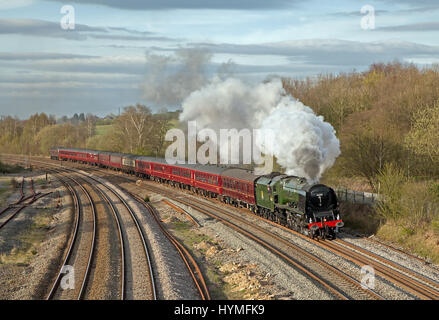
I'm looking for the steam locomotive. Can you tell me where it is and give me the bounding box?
[50,147,343,239]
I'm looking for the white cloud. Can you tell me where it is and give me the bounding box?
[0,0,34,10]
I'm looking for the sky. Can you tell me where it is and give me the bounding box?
[0,0,438,118]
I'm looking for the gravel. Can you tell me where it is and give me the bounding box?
[143,186,420,300]
[339,233,439,284]
[193,195,420,299]
[79,170,200,300]
[81,183,121,300]
[0,173,74,299]
[52,161,439,300]
[164,198,334,300]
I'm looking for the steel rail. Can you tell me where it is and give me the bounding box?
[45,170,96,300]
[130,191,210,300]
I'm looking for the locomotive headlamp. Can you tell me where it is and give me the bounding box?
[336,221,344,228]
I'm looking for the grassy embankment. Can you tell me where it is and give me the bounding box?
[327,171,439,264]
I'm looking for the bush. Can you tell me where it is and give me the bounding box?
[375,163,439,229]
[375,163,406,221]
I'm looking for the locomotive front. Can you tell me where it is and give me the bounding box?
[306,184,343,239]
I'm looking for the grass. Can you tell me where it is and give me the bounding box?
[377,222,439,264]
[168,119,180,129]
[95,124,113,136]
[169,220,210,248]
[337,175,439,264]
[0,177,15,207]
[339,198,439,264]
[0,209,53,266]
[166,219,230,299]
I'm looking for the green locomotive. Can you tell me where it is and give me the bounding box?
[254,172,343,239]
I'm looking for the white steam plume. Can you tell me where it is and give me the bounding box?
[255,101,340,182]
[140,48,212,108]
[179,77,340,182]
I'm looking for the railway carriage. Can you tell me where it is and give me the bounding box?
[220,168,260,209]
[168,163,192,189]
[135,157,174,182]
[135,156,153,178]
[98,151,123,169]
[50,147,60,160]
[59,148,88,163]
[150,159,173,181]
[190,164,227,197]
[122,154,137,174]
[56,147,98,165]
[86,150,99,165]
[108,153,124,170]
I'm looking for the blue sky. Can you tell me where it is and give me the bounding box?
[0,0,438,118]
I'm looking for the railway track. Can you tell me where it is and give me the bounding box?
[1,155,215,301]
[321,239,439,300]
[67,162,380,300]
[84,179,125,299]
[81,172,157,300]
[46,171,96,300]
[198,188,439,300]
[37,166,156,300]
[45,160,383,299]
[83,165,438,300]
[153,179,439,300]
[0,176,51,231]
[4,155,439,300]
[204,190,439,300]
[1,177,25,216]
[128,190,210,300]
[0,160,126,300]
[199,189,439,300]
[137,182,384,300]
[365,236,437,267]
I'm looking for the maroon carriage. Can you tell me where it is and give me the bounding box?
[190,164,227,197]
[221,168,260,209]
